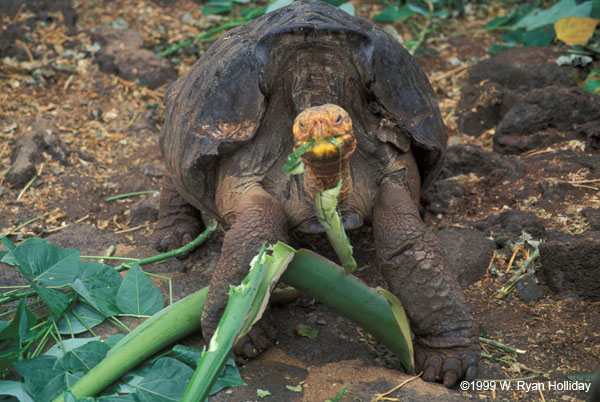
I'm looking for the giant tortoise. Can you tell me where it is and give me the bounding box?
[155,0,480,386]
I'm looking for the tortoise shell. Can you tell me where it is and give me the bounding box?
[160,0,446,221]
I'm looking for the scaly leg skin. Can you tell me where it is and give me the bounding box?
[153,174,203,252]
[373,177,480,388]
[202,187,288,361]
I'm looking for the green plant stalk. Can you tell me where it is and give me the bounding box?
[51,287,208,402]
[314,177,357,274]
[55,246,412,400]
[79,220,217,266]
[105,190,158,202]
[181,242,295,402]
[282,249,413,373]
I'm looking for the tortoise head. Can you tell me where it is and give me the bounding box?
[292,104,356,198]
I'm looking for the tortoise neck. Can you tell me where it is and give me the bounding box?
[303,155,353,201]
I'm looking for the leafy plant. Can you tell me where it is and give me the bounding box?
[483,0,598,52]
[0,223,218,401]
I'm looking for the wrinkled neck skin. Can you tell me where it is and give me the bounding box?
[283,45,359,199]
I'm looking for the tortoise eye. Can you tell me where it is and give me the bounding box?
[298,121,306,131]
[335,115,342,125]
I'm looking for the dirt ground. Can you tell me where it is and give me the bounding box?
[1,1,599,401]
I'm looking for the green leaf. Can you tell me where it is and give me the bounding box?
[296,323,318,339]
[373,6,415,22]
[133,357,194,402]
[0,380,35,402]
[209,357,246,395]
[376,287,415,371]
[57,304,105,335]
[62,391,93,402]
[116,263,163,316]
[45,337,101,357]
[200,5,232,15]
[487,44,512,53]
[283,140,315,176]
[514,0,592,31]
[14,356,67,402]
[0,298,36,347]
[286,384,302,392]
[103,334,125,349]
[257,389,271,398]
[520,25,556,46]
[325,385,347,402]
[19,275,70,318]
[71,262,122,317]
[1,236,16,250]
[64,371,85,389]
[167,345,203,368]
[338,2,354,15]
[13,238,80,287]
[315,175,357,274]
[62,341,111,373]
[266,0,294,14]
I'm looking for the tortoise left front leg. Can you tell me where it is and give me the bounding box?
[373,177,480,387]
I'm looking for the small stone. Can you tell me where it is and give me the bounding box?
[516,276,544,302]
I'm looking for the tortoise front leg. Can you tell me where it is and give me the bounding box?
[373,177,480,387]
[202,186,288,359]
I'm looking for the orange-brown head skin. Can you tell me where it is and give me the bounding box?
[292,104,356,198]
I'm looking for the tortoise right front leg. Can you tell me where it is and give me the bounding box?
[153,173,203,251]
[202,186,288,359]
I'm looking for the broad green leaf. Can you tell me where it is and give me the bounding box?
[209,358,246,395]
[0,249,7,260]
[63,390,93,402]
[0,380,35,402]
[167,345,203,367]
[14,356,67,402]
[45,337,100,357]
[296,323,318,339]
[57,304,105,335]
[64,372,85,389]
[377,287,414,371]
[62,341,111,373]
[1,237,16,250]
[116,263,163,316]
[71,261,122,317]
[520,25,556,47]
[514,0,592,31]
[338,2,354,15]
[283,140,315,176]
[103,334,125,349]
[0,299,36,348]
[18,274,70,318]
[133,357,194,402]
[555,16,600,45]
[373,6,414,22]
[266,0,294,14]
[13,238,80,287]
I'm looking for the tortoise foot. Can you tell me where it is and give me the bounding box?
[415,341,479,388]
[233,314,278,363]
